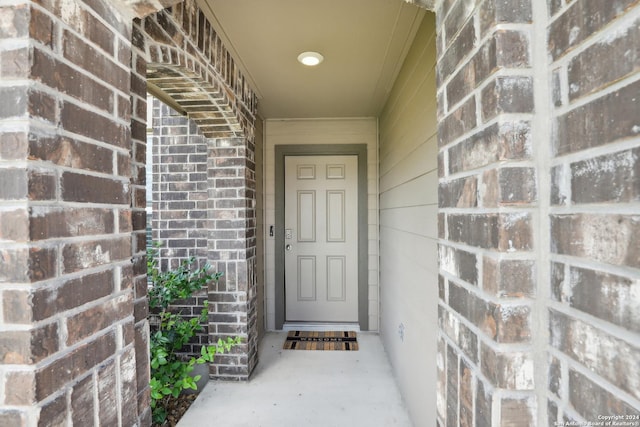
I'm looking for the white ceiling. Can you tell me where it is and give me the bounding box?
[198,0,426,119]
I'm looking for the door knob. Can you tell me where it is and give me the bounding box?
[285,244,292,251]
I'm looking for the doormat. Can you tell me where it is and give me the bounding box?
[283,331,359,351]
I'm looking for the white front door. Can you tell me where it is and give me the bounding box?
[284,155,358,322]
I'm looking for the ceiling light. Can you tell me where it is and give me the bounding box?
[297,51,324,66]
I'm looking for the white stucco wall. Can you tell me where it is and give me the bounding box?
[378,12,438,427]
[263,118,379,331]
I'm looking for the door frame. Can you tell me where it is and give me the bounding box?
[275,144,368,330]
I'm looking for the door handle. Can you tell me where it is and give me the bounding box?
[285,244,292,251]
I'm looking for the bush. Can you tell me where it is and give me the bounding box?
[147,244,241,424]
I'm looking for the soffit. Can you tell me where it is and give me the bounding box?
[198,0,425,119]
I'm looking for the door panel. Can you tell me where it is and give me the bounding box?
[285,155,358,322]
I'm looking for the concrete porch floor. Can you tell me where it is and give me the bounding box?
[177,331,413,427]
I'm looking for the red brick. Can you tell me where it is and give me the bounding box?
[29,246,57,282]
[29,135,115,175]
[555,80,640,155]
[62,29,128,91]
[0,5,29,38]
[134,298,148,323]
[448,282,531,343]
[97,360,118,426]
[61,237,131,273]
[438,17,475,87]
[500,396,535,426]
[117,93,131,121]
[550,165,567,206]
[0,47,29,79]
[550,309,640,401]
[483,257,536,298]
[29,6,53,46]
[0,209,28,242]
[38,393,67,427]
[28,270,115,321]
[61,171,128,204]
[571,148,639,204]
[134,323,150,395]
[438,306,478,363]
[476,379,493,427]
[459,358,473,427]
[27,89,56,123]
[483,167,537,206]
[0,168,27,200]
[4,370,35,405]
[0,132,28,161]
[0,85,28,118]
[439,245,478,285]
[548,0,640,60]
[71,375,95,425]
[481,343,534,390]
[31,49,114,112]
[553,266,640,333]
[479,0,532,37]
[35,331,116,400]
[439,176,478,208]
[551,214,639,268]
[446,343,459,426]
[447,213,533,252]
[30,207,115,241]
[0,323,58,365]
[60,102,127,148]
[83,0,131,36]
[494,29,531,69]
[571,370,640,420]
[121,348,139,425]
[446,60,475,108]
[481,76,534,122]
[27,169,56,201]
[448,121,532,174]
[67,293,133,346]
[438,96,476,147]
[568,17,640,100]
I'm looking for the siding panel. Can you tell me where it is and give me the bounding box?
[378,12,439,427]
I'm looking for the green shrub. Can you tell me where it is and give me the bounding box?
[147,244,241,424]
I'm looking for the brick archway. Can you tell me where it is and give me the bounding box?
[129,0,260,382]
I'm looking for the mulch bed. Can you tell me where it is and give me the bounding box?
[152,393,198,427]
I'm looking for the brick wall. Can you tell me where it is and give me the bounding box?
[151,98,208,267]
[547,1,640,424]
[150,97,210,356]
[0,0,259,425]
[436,0,640,425]
[436,0,537,424]
[0,1,146,425]
[134,1,259,380]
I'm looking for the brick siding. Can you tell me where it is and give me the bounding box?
[0,0,258,425]
[0,0,638,425]
[0,1,143,425]
[436,0,640,425]
[436,0,538,424]
[547,0,640,424]
[134,0,259,380]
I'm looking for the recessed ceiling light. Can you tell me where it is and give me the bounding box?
[297,51,324,66]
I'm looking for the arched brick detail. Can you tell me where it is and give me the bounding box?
[129,0,260,381]
[132,1,257,139]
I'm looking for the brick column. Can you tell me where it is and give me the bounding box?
[207,137,259,380]
[546,1,640,424]
[0,1,147,425]
[436,0,537,425]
